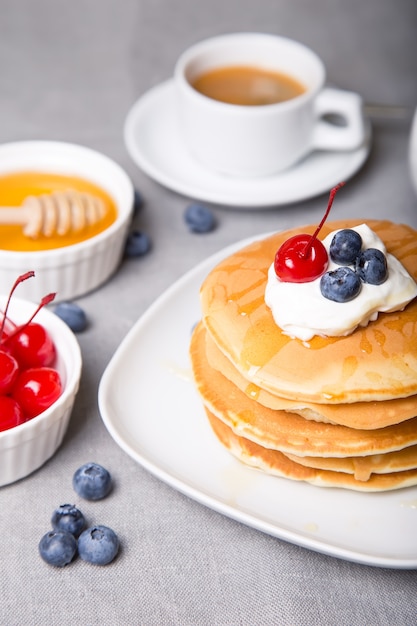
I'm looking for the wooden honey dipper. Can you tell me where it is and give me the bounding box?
[0,190,106,238]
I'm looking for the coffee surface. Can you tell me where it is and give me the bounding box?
[191,65,306,106]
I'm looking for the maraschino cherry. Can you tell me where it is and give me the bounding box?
[274,182,345,283]
[0,271,61,430]
[4,294,56,368]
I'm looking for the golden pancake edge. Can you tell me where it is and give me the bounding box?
[206,411,417,492]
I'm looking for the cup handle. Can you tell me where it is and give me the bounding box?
[311,87,366,151]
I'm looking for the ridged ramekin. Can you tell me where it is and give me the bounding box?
[0,295,82,486]
[0,141,134,302]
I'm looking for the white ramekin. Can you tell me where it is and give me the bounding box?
[0,295,82,486]
[0,141,134,302]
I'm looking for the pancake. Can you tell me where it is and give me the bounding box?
[190,322,417,458]
[207,410,417,492]
[204,324,417,430]
[285,444,417,482]
[200,219,417,404]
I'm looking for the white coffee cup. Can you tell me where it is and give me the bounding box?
[174,33,366,177]
[409,107,417,196]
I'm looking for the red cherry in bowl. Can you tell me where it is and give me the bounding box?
[274,182,345,283]
[6,322,56,369]
[13,367,62,419]
[0,396,26,431]
[0,350,19,394]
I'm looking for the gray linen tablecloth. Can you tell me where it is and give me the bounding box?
[1,0,416,624]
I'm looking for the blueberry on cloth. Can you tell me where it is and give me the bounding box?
[38,530,77,567]
[320,266,362,302]
[124,230,151,257]
[329,229,362,265]
[184,203,216,233]
[51,504,85,537]
[72,462,112,501]
[78,525,119,565]
[133,189,144,215]
[355,248,388,285]
[54,302,88,333]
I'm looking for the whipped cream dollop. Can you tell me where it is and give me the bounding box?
[265,224,417,341]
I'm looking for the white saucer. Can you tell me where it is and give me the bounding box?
[124,80,372,208]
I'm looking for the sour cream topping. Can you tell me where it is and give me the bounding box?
[265,224,417,341]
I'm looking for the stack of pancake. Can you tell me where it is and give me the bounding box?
[190,219,417,491]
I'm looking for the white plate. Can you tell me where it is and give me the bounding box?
[98,236,417,569]
[124,80,371,208]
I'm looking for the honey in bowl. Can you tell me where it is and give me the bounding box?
[191,65,306,106]
[0,171,118,252]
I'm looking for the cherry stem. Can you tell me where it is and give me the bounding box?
[25,293,56,326]
[302,182,345,259]
[4,292,56,343]
[0,271,35,343]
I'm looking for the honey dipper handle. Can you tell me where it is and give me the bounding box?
[0,202,42,237]
[0,207,31,225]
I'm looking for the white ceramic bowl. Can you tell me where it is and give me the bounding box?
[0,294,82,486]
[0,141,134,302]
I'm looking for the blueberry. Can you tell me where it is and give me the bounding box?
[329,229,362,265]
[355,248,388,284]
[184,203,216,233]
[124,230,151,257]
[51,504,85,537]
[320,267,362,302]
[133,189,144,215]
[39,530,77,567]
[78,525,119,565]
[72,462,112,501]
[54,302,88,333]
